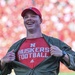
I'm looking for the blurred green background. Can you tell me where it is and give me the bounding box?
[59,72,75,75]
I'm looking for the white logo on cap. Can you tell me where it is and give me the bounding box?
[29,7,32,9]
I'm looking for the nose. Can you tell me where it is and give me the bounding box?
[27,15,32,20]
[27,17,32,21]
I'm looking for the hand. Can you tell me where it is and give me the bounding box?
[1,50,15,64]
[50,44,62,57]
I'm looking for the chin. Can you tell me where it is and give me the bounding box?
[27,28,34,31]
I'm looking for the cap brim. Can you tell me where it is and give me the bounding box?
[21,9,37,17]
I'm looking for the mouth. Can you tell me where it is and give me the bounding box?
[26,21,35,25]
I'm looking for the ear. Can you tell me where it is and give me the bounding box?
[40,18,42,24]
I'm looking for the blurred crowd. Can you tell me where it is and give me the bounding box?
[0,0,75,73]
[0,0,75,60]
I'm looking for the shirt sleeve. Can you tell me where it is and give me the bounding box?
[58,39,75,71]
[0,64,12,75]
[48,36,75,71]
[63,53,75,70]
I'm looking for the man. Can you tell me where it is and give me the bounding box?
[0,7,75,75]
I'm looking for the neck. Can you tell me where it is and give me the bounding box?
[26,29,42,39]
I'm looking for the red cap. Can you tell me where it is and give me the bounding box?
[21,7,42,20]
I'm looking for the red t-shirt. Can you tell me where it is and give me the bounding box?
[16,37,50,69]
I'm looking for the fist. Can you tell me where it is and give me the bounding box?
[2,50,15,64]
[50,44,62,57]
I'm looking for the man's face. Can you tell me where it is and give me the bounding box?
[23,11,41,31]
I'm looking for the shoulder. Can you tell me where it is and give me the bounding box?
[42,33,60,42]
[42,34,68,47]
[8,38,26,52]
[12,37,26,46]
